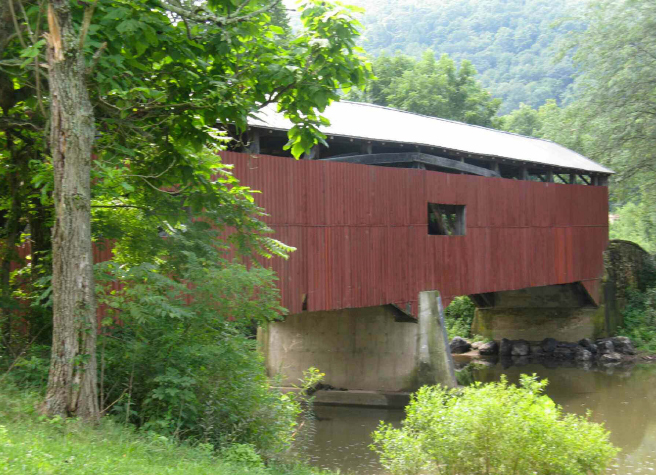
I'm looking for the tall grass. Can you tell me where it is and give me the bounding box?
[0,383,331,475]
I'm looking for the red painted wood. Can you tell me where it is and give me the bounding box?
[11,152,607,318]
[222,152,609,313]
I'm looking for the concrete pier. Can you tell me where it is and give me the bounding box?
[471,284,603,341]
[259,291,457,396]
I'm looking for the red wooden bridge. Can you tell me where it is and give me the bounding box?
[223,150,609,316]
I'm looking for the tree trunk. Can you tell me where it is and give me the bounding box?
[44,0,99,420]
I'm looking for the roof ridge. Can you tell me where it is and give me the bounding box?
[249,101,613,174]
[337,101,613,173]
[340,101,557,145]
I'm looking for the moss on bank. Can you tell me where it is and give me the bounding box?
[0,384,331,475]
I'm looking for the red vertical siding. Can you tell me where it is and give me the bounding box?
[12,152,607,318]
[222,152,609,314]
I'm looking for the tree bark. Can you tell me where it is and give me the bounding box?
[44,0,99,420]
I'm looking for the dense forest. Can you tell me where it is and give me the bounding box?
[351,0,587,113]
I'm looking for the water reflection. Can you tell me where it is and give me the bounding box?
[305,406,404,474]
[306,363,656,474]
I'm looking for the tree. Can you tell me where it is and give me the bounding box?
[497,102,542,137]
[3,0,369,419]
[352,51,501,126]
[43,0,100,420]
[567,0,656,232]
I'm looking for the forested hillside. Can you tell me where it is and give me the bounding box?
[353,0,587,113]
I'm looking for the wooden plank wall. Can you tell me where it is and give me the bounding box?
[222,151,609,315]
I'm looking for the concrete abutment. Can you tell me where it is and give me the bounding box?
[470,241,653,342]
[471,283,603,341]
[258,291,457,394]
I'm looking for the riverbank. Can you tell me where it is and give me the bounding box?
[450,335,656,370]
[0,384,332,475]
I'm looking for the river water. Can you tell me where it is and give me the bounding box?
[305,362,656,474]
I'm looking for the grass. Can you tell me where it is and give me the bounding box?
[0,383,331,475]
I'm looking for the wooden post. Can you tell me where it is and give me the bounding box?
[302,145,320,160]
[546,170,554,182]
[361,142,373,154]
[247,129,260,154]
[569,174,576,184]
[491,161,500,176]
[521,166,529,181]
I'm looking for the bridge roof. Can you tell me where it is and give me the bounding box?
[249,101,613,175]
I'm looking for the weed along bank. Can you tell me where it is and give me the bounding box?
[220,101,614,398]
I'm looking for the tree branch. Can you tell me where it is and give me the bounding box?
[86,41,107,75]
[7,0,27,49]
[78,0,98,52]
[0,117,43,130]
[156,0,282,27]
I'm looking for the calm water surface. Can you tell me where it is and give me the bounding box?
[306,363,656,474]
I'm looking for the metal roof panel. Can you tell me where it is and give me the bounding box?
[248,101,613,174]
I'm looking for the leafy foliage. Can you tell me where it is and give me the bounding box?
[350,51,500,126]
[618,260,656,352]
[610,202,656,254]
[444,295,475,340]
[95,222,297,458]
[371,375,619,475]
[619,287,656,353]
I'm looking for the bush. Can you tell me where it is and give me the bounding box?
[618,259,656,352]
[619,286,656,352]
[371,375,619,475]
[220,443,265,468]
[0,344,50,389]
[444,296,476,340]
[95,225,301,460]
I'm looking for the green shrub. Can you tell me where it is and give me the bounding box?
[371,375,619,475]
[619,286,656,352]
[95,225,300,460]
[618,259,656,352]
[444,296,475,340]
[0,344,50,389]
[220,443,265,468]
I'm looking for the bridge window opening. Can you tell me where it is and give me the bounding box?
[428,203,466,236]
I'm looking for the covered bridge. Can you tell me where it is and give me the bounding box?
[221,101,613,393]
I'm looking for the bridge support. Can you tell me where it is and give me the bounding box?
[259,291,456,394]
[470,283,604,341]
[416,291,457,388]
[470,242,653,342]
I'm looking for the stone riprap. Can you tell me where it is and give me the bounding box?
[450,336,639,367]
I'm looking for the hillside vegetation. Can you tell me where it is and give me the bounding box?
[354,0,587,113]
